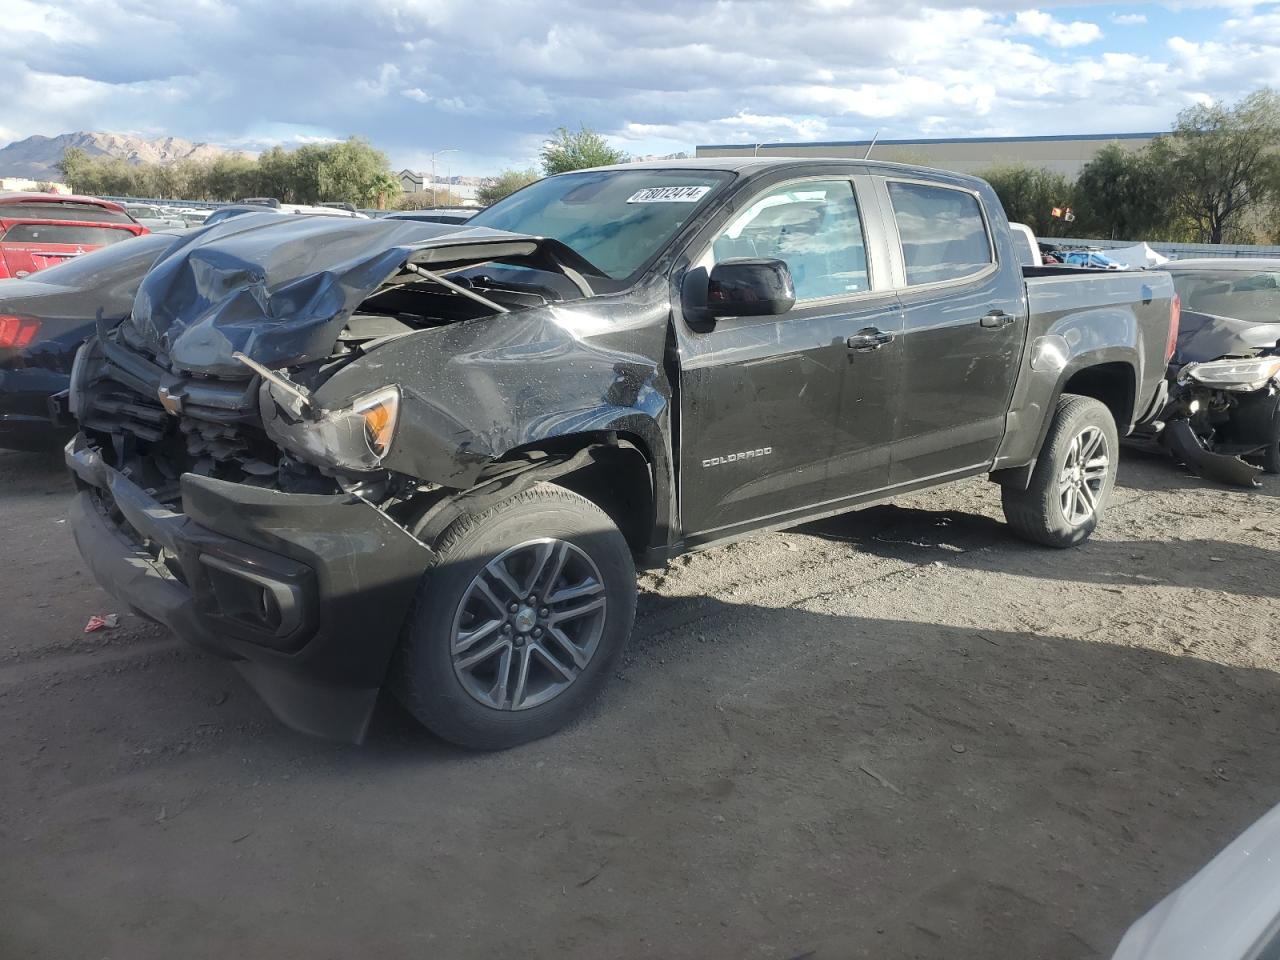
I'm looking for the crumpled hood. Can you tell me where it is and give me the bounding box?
[1175,309,1280,364]
[126,212,554,377]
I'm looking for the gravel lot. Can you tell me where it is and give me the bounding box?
[2,445,1278,959]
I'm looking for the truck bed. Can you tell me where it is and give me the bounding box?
[990,265,1176,473]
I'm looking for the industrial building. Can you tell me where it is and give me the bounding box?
[695,132,1162,178]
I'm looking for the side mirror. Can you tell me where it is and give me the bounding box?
[705,257,796,318]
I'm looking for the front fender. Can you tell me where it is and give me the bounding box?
[312,296,674,492]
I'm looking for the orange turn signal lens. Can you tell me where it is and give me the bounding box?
[355,389,399,459]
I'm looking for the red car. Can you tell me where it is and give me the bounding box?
[0,192,148,280]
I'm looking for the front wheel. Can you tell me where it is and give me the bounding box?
[393,482,636,750]
[1002,394,1119,548]
[1261,426,1280,475]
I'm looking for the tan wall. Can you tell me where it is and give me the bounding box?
[0,177,73,195]
[696,135,1158,178]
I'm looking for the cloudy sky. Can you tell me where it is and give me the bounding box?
[2,0,1279,176]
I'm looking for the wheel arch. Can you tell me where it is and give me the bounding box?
[993,352,1138,491]
[404,428,663,559]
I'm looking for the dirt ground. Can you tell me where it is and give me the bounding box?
[1,445,1278,960]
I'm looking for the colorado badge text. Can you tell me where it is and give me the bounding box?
[702,447,772,468]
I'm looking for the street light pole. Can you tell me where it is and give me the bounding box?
[429,149,459,206]
[753,138,783,157]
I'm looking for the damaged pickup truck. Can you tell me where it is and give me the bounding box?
[66,159,1177,748]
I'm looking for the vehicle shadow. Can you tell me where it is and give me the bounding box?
[0,447,72,498]
[4,588,1280,960]
[796,502,1280,599]
[794,448,1280,600]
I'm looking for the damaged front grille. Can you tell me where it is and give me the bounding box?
[79,329,280,485]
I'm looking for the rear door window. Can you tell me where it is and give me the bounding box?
[0,224,134,245]
[888,182,993,285]
[712,180,870,301]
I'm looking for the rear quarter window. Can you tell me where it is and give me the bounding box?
[0,202,131,224]
[888,182,993,285]
[0,224,135,245]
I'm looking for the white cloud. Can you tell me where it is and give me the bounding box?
[0,0,1277,175]
[1111,13,1148,24]
[1013,9,1104,47]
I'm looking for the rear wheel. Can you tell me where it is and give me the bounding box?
[1002,394,1119,548]
[393,482,636,749]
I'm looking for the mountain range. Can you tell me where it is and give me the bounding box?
[0,131,233,180]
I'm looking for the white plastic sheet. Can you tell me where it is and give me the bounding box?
[1106,242,1170,268]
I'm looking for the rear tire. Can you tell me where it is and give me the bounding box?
[393,482,636,750]
[1002,394,1119,548]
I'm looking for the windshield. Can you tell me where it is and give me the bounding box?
[1172,269,1280,325]
[469,169,732,280]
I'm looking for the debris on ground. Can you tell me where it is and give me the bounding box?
[83,614,120,633]
[859,763,904,795]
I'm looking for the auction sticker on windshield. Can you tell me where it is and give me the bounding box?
[626,186,711,203]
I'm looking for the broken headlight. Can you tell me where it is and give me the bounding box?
[261,382,401,473]
[1180,357,1280,393]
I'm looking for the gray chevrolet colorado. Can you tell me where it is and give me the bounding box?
[65,160,1176,748]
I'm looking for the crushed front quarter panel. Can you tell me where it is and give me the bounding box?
[311,277,676,491]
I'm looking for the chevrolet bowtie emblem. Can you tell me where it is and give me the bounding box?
[156,385,183,415]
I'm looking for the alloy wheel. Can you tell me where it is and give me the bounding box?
[450,538,607,711]
[1058,425,1109,525]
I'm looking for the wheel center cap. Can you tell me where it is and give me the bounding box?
[513,606,537,633]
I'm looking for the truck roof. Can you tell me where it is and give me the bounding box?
[580,156,990,190]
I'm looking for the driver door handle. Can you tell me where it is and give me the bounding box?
[846,328,895,351]
[980,310,1014,328]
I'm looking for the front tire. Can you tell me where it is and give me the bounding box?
[1002,394,1119,548]
[393,482,636,750]
[1261,428,1280,475]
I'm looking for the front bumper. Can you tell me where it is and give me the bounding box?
[66,440,435,741]
[1158,419,1263,487]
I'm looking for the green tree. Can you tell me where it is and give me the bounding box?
[204,154,258,202]
[1072,144,1175,240]
[52,135,406,208]
[1148,88,1280,243]
[255,146,298,202]
[477,168,540,205]
[539,125,627,175]
[978,164,1077,236]
[314,137,401,207]
[56,147,94,191]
